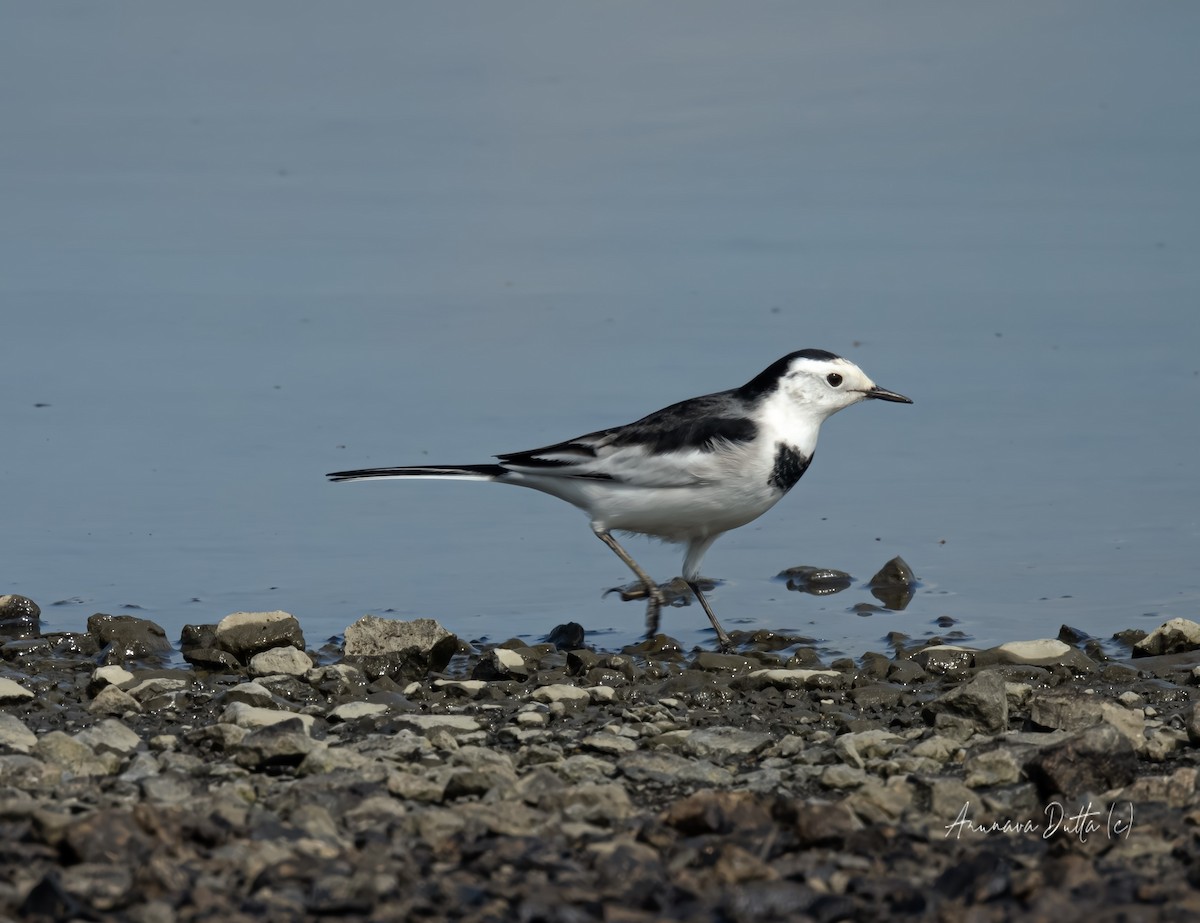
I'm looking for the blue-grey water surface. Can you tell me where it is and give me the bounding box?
[2,3,1198,657]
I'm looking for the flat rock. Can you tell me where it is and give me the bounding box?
[654,726,774,761]
[219,701,317,731]
[531,684,591,706]
[617,750,734,787]
[328,701,390,722]
[0,677,33,704]
[733,668,844,691]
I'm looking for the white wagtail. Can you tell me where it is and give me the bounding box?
[328,349,911,648]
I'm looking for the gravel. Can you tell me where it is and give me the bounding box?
[2,597,1200,921]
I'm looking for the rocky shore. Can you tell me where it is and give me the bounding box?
[3,594,1200,921]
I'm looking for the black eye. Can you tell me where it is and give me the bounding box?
[826,373,843,387]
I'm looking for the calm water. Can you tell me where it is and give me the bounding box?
[3,3,1198,658]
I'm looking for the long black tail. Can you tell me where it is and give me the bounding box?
[327,464,506,483]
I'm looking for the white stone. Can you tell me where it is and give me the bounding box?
[216,609,296,634]
[493,648,526,671]
[389,714,483,736]
[1135,617,1200,655]
[220,701,315,731]
[248,646,313,677]
[125,678,189,701]
[91,665,135,689]
[995,639,1071,660]
[531,684,590,705]
[328,701,389,722]
[745,668,840,689]
[88,685,142,715]
[0,713,37,753]
[0,678,33,704]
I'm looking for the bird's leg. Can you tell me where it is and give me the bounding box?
[687,580,733,650]
[593,528,666,637]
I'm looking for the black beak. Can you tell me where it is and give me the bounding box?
[865,386,912,404]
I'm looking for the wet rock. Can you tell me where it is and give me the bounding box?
[912,645,975,678]
[215,610,306,662]
[472,646,530,681]
[1026,723,1138,798]
[690,651,757,673]
[887,658,928,684]
[1133,617,1200,657]
[249,645,314,677]
[621,634,686,659]
[86,613,173,663]
[0,594,40,638]
[867,556,916,610]
[182,646,242,671]
[87,664,134,696]
[777,565,853,595]
[545,621,586,650]
[342,615,456,681]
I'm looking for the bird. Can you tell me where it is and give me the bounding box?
[327,349,911,648]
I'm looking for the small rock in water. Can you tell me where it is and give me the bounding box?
[866,556,916,610]
[0,594,41,639]
[545,622,586,650]
[776,565,853,595]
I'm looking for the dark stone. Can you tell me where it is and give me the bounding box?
[86,614,173,663]
[1026,723,1138,799]
[545,622,586,650]
[217,612,306,662]
[182,646,242,672]
[0,594,40,639]
[777,565,852,595]
[867,556,917,610]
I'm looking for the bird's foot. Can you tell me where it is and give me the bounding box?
[643,587,667,637]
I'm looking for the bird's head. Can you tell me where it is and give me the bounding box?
[741,349,912,421]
